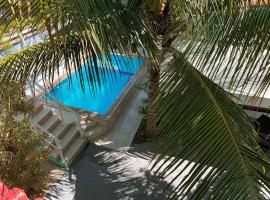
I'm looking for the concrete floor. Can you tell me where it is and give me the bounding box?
[45,143,175,200]
[43,87,196,200]
[95,90,147,151]
[45,143,270,200]
[42,79,177,200]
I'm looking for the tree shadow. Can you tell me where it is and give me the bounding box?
[68,143,175,200]
[45,168,76,200]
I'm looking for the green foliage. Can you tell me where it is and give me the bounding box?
[153,52,270,199]
[1,0,270,199]
[0,19,25,34]
[0,0,156,86]
[132,82,152,143]
[134,98,150,143]
[179,5,270,99]
[0,82,49,198]
[0,39,12,50]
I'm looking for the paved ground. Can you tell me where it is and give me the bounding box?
[95,90,147,150]
[45,143,175,200]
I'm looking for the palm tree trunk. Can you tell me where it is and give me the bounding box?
[146,0,169,137]
[146,62,160,137]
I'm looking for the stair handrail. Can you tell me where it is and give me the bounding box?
[30,120,67,168]
[27,78,84,138]
[30,81,65,119]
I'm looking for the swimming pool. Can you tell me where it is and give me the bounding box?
[44,54,143,115]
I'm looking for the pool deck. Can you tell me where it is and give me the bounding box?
[45,143,174,200]
[95,89,147,150]
[45,143,216,200]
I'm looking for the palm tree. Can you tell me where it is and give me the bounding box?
[0,0,270,199]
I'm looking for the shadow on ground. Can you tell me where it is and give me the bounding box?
[46,143,175,200]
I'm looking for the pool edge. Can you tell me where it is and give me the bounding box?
[38,56,148,130]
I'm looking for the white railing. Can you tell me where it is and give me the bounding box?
[30,121,67,168]
[27,78,84,138]
[27,77,85,168]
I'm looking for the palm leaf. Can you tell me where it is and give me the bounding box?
[152,50,270,199]
[0,0,157,87]
[174,4,270,105]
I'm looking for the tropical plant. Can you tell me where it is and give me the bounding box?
[0,81,49,198]
[0,0,270,199]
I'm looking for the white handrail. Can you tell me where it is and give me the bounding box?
[30,121,67,168]
[31,81,65,119]
[27,77,84,138]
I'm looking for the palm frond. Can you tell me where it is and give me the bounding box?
[173,5,270,105]
[152,51,270,199]
[0,0,157,87]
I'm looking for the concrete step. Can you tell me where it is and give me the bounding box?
[43,115,62,132]
[61,126,80,152]
[31,103,89,167]
[82,120,99,131]
[51,123,73,140]
[50,136,87,166]
[31,104,44,117]
[87,127,107,142]
[33,109,53,125]
[64,137,88,166]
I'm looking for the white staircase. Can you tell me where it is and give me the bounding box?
[31,104,106,167]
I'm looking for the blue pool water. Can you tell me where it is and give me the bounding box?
[45,54,143,115]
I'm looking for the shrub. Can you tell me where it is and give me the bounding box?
[0,82,49,198]
[133,83,152,143]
